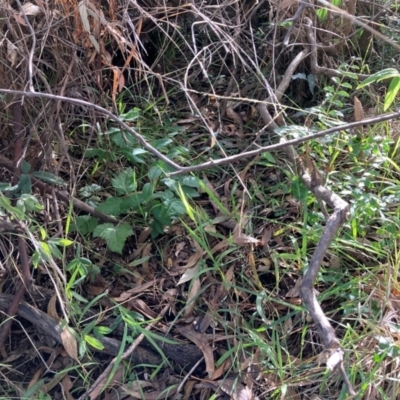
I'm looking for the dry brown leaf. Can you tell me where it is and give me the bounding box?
[7,40,18,67]
[28,367,43,390]
[257,257,272,271]
[122,380,155,398]
[89,364,125,400]
[218,378,254,400]
[211,358,231,380]
[47,294,61,321]
[112,280,155,302]
[137,227,151,244]
[278,0,298,9]
[283,314,293,333]
[210,238,229,254]
[21,2,41,15]
[179,241,204,270]
[174,242,186,257]
[248,250,262,289]
[233,232,262,247]
[61,374,75,400]
[140,242,152,274]
[129,298,158,319]
[178,325,214,378]
[60,327,78,361]
[285,278,302,298]
[354,97,364,122]
[183,379,197,400]
[177,262,201,286]
[183,277,201,318]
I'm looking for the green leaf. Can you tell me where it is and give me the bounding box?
[121,148,148,164]
[0,182,12,191]
[48,242,62,259]
[120,107,140,121]
[21,160,31,174]
[316,8,328,22]
[142,182,154,202]
[93,326,113,336]
[33,171,66,186]
[148,165,163,182]
[0,194,26,219]
[181,176,200,188]
[164,198,186,217]
[261,151,276,163]
[112,168,136,195]
[152,190,174,201]
[112,131,136,148]
[49,238,73,247]
[153,138,173,149]
[384,76,400,111]
[152,204,171,226]
[151,219,164,237]
[70,216,99,234]
[357,68,400,88]
[93,223,134,254]
[96,197,124,216]
[180,185,200,198]
[84,148,109,160]
[18,174,32,194]
[120,194,143,212]
[84,334,105,350]
[337,90,350,97]
[19,194,43,212]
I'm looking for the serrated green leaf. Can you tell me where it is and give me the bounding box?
[93,223,134,254]
[84,335,105,350]
[180,185,199,198]
[33,171,66,186]
[165,198,186,217]
[96,197,124,216]
[120,194,143,212]
[112,168,136,195]
[384,76,400,111]
[152,204,171,226]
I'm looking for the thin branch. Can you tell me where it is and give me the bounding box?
[0,89,182,171]
[1,89,399,180]
[170,111,400,175]
[317,0,400,52]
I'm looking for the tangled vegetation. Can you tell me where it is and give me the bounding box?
[1,0,400,398]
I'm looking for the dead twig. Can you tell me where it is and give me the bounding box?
[256,60,356,394]
[0,99,32,350]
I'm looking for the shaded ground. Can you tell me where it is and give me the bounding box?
[1,0,400,398]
